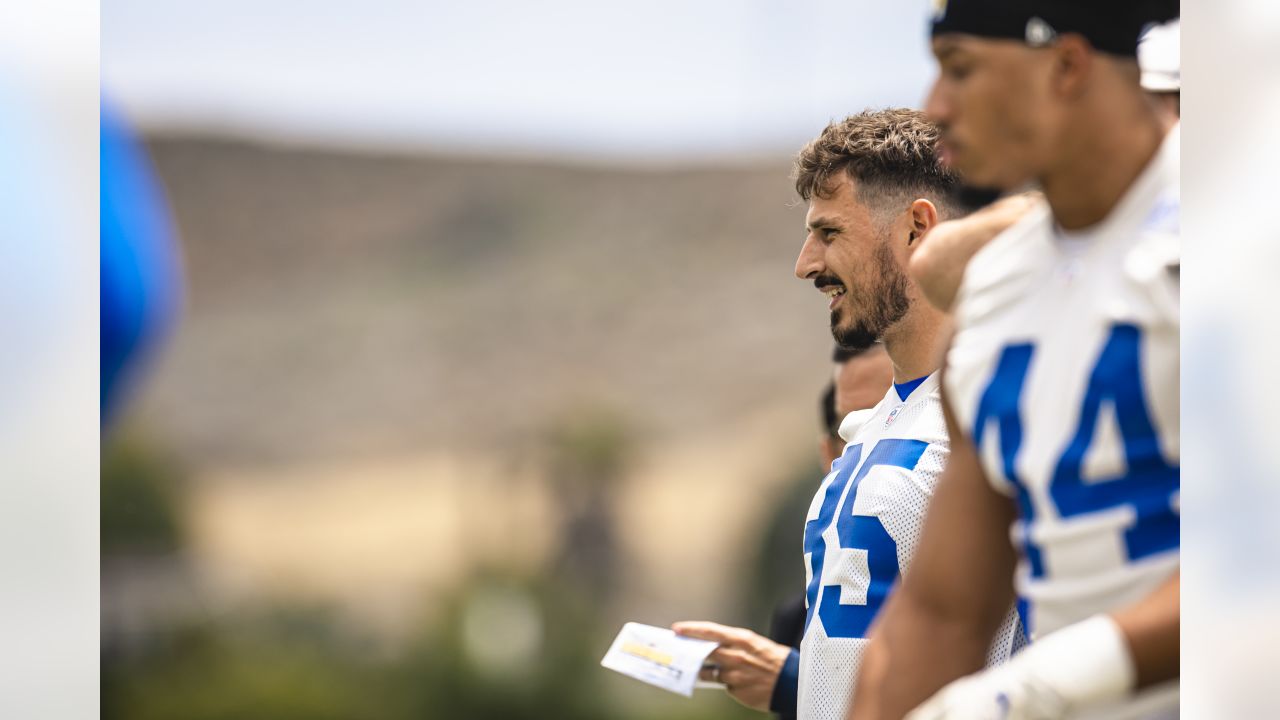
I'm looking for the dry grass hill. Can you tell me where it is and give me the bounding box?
[123,135,840,634]
[137,136,834,468]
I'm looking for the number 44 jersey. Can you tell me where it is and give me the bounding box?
[945,128,1180,715]
[797,374,1026,720]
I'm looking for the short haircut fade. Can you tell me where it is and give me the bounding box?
[794,108,962,217]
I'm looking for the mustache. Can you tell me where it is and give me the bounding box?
[814,275,845,291]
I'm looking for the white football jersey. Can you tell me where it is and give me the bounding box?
[798,374,1026,720]
[946,128,1180,716]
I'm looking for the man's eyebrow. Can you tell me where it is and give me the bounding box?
[933,41,964,62]
[806,216,840,232]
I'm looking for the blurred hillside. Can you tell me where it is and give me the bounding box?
[136,136,831,466]
[108,135,838,718]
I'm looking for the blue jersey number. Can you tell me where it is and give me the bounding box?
[973,323,1180,578]
[803,439,927,638]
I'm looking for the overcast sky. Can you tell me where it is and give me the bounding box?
[103,0,938,160]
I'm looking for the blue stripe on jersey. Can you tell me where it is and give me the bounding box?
[893,375,929,402]
[971,344,1044,576]
[1015,595,1032,642]
[804,438,928,639]
[803,444,863,634]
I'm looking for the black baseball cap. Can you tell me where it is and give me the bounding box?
[929,0,1180,57]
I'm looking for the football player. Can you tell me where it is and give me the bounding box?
[674,108,1024,720]
[849,2,1180,719]
[908,16,1178,317]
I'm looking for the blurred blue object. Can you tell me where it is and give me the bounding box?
[100,99,182,424]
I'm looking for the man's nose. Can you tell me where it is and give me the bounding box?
[795,235,823,280]
[923,77,949,124]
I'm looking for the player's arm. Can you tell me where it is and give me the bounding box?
[1113,569,1179,688]
[910,192,1041,312]
[848,387,1019,720]
[901,571,1179,720]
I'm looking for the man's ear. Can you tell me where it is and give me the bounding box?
[907,198,939,246]
[1051,34,1094,99]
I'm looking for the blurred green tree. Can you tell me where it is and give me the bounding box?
[746,456,823,634]
[101,431,184,553]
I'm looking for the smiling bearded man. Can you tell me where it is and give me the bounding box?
[672,109,1025,720]
[819,239,910,352]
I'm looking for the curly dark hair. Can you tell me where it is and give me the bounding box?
[794,108,964,218]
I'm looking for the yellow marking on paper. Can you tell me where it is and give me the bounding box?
[621,642,675,666]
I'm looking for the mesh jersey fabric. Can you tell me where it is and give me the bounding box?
[797,374,1025,720]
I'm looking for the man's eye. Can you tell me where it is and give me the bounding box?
[944,63,972,81]
[822,228,838,240]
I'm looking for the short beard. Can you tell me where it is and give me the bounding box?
[830,241,910,351]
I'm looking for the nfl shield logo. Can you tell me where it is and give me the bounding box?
[885,404,905,428]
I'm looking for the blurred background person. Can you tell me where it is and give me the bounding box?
[101,98,184,426]
[819,345,895,471]
[99,96,189,709]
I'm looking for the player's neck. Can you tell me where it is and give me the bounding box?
[1039,98,1166,231]
[881,305,949,385]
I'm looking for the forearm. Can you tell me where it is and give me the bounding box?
[898,572,1182,720]
[852,587,1006,720]
[850,387,1019,719]
[1113,570,1179,688]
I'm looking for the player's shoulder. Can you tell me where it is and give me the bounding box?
[1114,127,1180,320]
[1121,189,1179,310]
[904,380,949,447]
[1124,131,1180,283]
[969,198,1052,275]
[1104,122,1179,252]
[953,199,1053,326]
[849,375,948,450]
[839,384,897,442]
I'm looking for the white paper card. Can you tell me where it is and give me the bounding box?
[600,622,719,697]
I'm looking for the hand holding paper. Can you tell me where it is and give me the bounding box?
[600,622,719,697]
[672,620,792,712]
